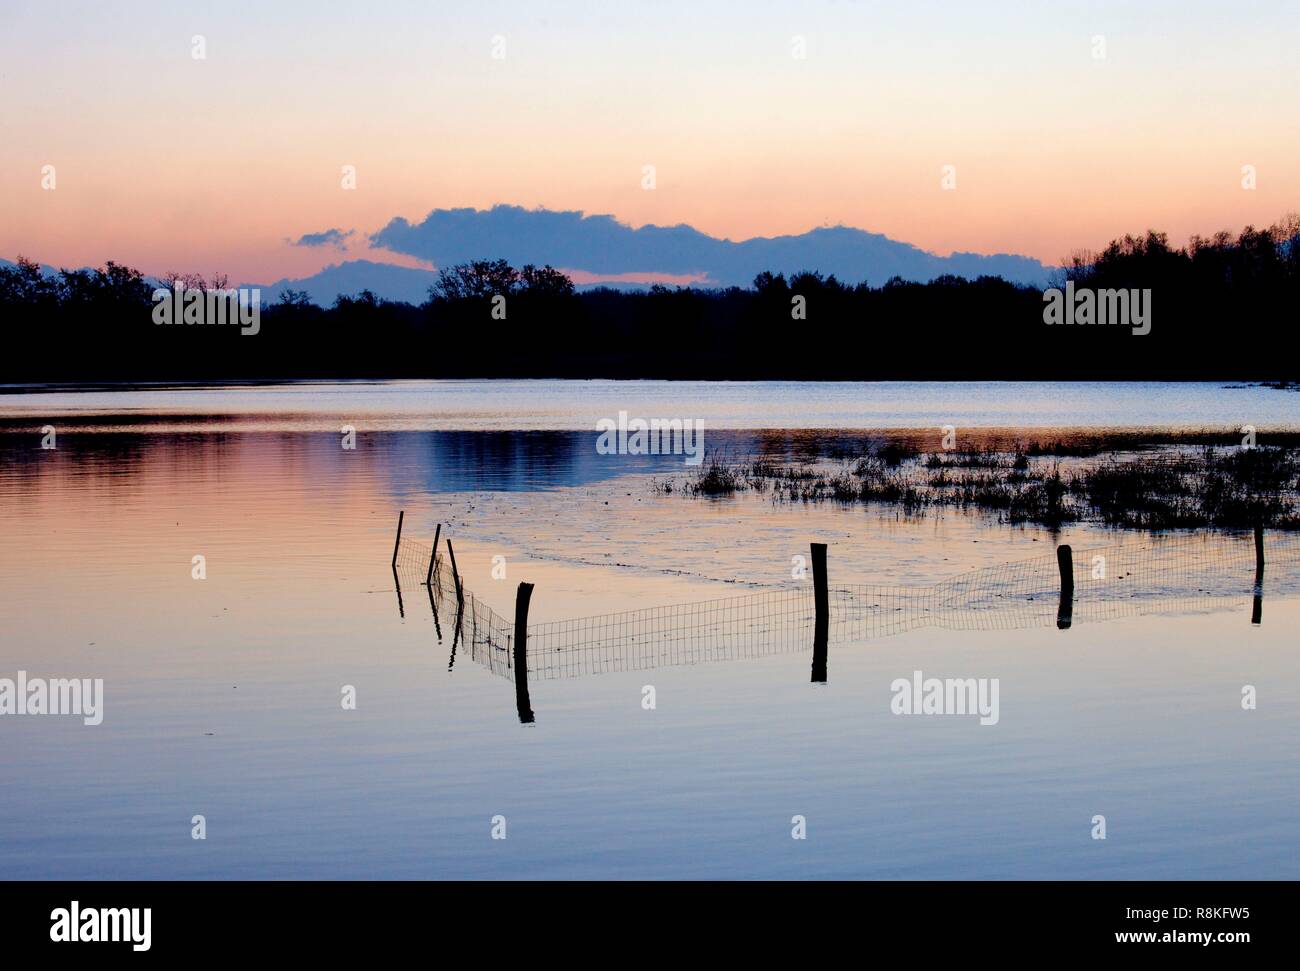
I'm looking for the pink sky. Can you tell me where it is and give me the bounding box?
[1,1,1295,282]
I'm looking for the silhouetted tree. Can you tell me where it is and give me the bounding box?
[519,264,574,298]
[428,259,519,302]
[3,215,1298,382]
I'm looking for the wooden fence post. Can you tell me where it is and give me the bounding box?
[446,539,464,606]
[426,523,442,587]
[1252,524,1264,626]
[426,578,442,644]
[514,582,535,723]
[390,510,406,618]
[391,510,404,570]
[1056,544,1073,630]
[811,542,829,682]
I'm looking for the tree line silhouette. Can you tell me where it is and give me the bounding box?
[3,216,1297,382]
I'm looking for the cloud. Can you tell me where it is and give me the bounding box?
[368,205,1051,287]
[290,228,354,249]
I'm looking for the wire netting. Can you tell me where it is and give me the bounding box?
[393,528,1299,682]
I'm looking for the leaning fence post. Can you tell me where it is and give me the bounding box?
[811,542,829,682]
[1056,544,1073,630]
[391,510,405,570]
[446,539,464,605]
[514,582,535,723]
[426,523,442,587]
[425,580,443,644]
[390,510,406,618]
[392,571,405,619]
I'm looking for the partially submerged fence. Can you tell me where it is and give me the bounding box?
[391,517,1300,689]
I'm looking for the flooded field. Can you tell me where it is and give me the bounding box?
[1,382,1298,878]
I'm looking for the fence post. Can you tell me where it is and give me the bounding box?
[450,597,463,657]
[1056,544,1073,630]
[425,578,442,644]
[514,582,535,723]
[390,510,406,618]
[1252,524,1264,626]
[426,523,442,587]
[811,542,829,682]
[446,539,464,605]
[391,510,404,570]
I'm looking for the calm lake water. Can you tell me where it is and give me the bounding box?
[1,381,1298,879]
[2,379,1296,431]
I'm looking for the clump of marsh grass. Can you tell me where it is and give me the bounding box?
[873,441,919,467]
[1021,439,1107,458]
[685,452,748,496]
[666,441,1300,530]
[751,459,819,481]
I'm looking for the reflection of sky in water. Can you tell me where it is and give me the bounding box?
[1,426,1298,879]
[3,379,1298,431]
[385,430,698,492]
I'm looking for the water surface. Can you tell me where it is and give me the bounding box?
[2,379,1294,431]
[1,382,1297,879]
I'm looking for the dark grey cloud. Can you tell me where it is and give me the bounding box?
[369,205,1052,287]
[291,228,354,248]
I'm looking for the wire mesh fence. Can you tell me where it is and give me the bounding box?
[526,587,817,678]
[393,526,1300,683]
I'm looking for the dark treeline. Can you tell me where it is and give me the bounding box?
[2,217,1298,382]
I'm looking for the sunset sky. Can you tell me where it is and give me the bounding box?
[1,0,1296,282]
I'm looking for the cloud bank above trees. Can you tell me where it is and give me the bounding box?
[364,205,1053,289]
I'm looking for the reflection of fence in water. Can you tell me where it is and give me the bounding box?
[393,527,1300,683]
[392,532,513,676]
